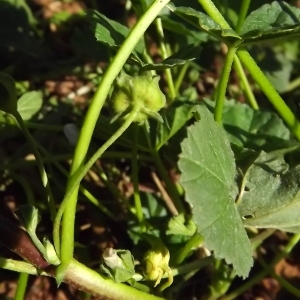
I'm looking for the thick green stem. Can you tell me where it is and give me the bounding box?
[237,48,300,141]
[63,259,163,300]
[14,273,29,300]
[13,112,56,220]
[0,258,163,300]
[198,0,231,29]
[214,46,237,123]
[59,0,171,264]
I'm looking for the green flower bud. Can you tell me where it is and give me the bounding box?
[109,72,166,124]
[142,234,173,291]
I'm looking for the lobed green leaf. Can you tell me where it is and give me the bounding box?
[238,151,300,232]
[241,1,300,45]
[178,105,252,278]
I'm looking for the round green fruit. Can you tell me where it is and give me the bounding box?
[109,72,166,124]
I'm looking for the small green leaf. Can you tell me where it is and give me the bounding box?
[17,91,42,120]
[16,205,60,264]
[178,105,253,278]
[16,205,40,235]
[87,10,144,60]
[167,4,241,44]
[240,2,300,45]
[237,151,300,232]
[100,248,135,283]
[0,72,17,115]
[43,238,60,266]
[153,100,198,150]
[141,44,201,71]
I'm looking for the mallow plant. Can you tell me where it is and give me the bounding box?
[2,0,300,299]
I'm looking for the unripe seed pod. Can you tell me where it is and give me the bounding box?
[109,72,166,124]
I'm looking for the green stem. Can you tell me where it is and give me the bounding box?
[10,174,35,206]
[222,233,300,300]
[64,259,163,300]
[237,48,300,141]
[285,76,300,93]
[13,112,56,220]
[132,124,145,230]
[0,257,163,300]
[250,229,276,251]
[235,0,251,33]
[233,55,259,110]
[54,108,139,257]
[0,257,46,275]
[14,273,29,300]
[271,272,300,297]
[3,115,62,131]
[172,256,214,276]
[198,0,231,29]
[214,46,237,123]
[259,257,300,298]
[172,233,203,265]
[37,144,115,219]
[59,0,171,264]
[174,63,189,95]
[155,18,176,101]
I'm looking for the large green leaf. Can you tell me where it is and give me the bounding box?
[240,1,300,45]
[237,152,300,232]
[221,100,290,149]
[178,105,252,278]
[167,4,241,44]
[252,47,293,93]
[204,99,290,150]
